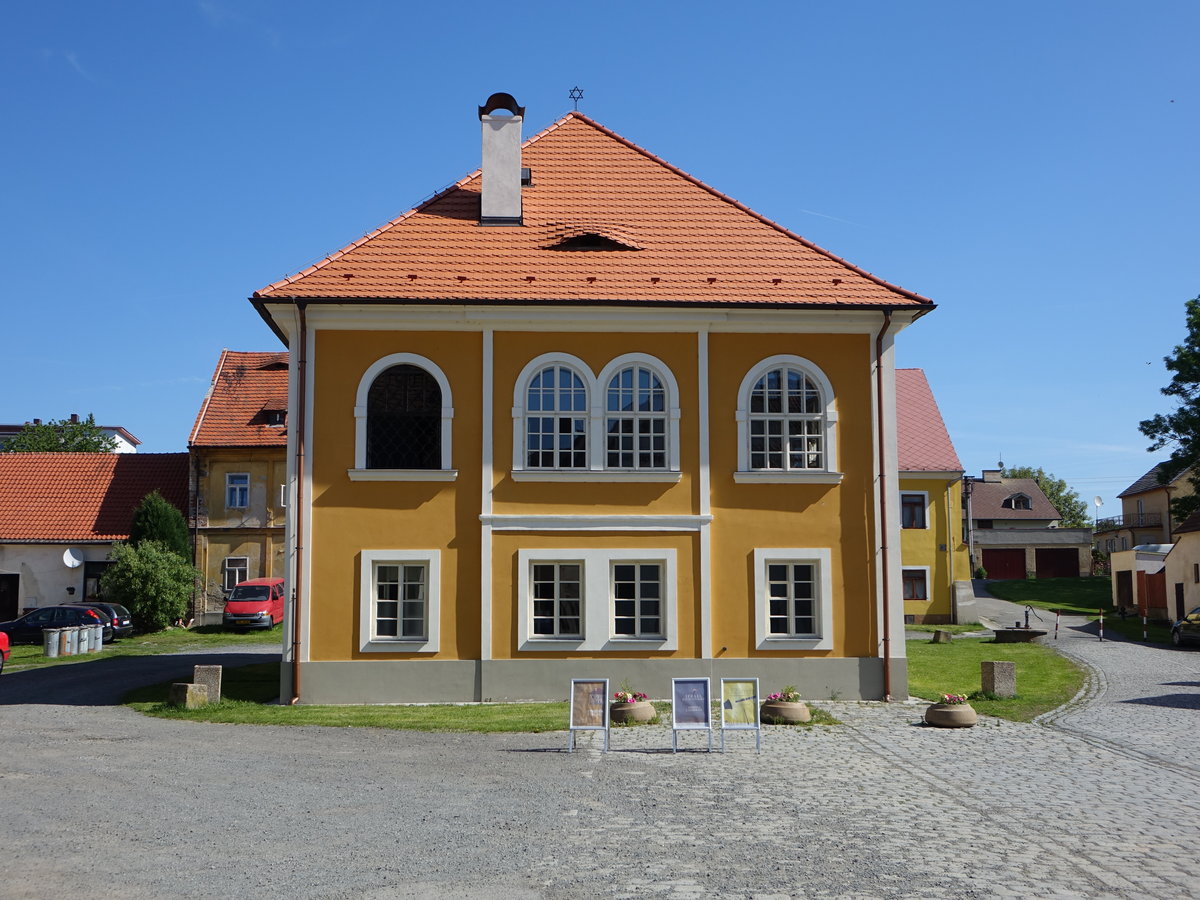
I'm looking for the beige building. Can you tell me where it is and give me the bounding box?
[1164,511,1200,621]
[1095,463,1193,554]
[189,350,288,623]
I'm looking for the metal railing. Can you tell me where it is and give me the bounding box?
[1094,512,1163,531]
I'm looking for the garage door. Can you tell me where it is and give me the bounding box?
[1035,548,1079,579]
[982,549,1026,580]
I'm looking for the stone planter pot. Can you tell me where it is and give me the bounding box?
[760,700,811,724]
[923,702,978,728]
[610,700,655,725]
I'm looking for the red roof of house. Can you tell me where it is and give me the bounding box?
[0,453,189,543]
[896,369,962,473]
[255,112,933,310]
[969,478,1061,522]
[190,350,289,447]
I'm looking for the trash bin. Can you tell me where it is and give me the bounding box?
[58,627,70,656]
[64,626,78,656]
[84,624,97,652]
[92,624,104,652]
[43,628,60,658]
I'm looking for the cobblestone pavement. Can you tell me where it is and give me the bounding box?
[4,625,1200,898]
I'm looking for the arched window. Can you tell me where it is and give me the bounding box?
[605,364,665,469]
[736,355,838,482]
[525,362,588,469]
[367,365,440,469]
[351,353,454,479]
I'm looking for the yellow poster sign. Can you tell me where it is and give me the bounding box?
[722,679,759,727]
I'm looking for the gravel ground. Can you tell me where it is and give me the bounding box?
[3,627,1200,899]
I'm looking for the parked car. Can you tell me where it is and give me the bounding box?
[0,631,9,675]
[82,601,134,641]
[1171,607,1200,648]
[223,577,285,630]
[0,605,113,644]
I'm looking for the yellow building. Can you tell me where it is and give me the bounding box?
[252,94,937,703]
[188,350,289,623]
[896,369,968,624]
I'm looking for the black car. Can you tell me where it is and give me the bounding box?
[82,601,134,641]
[0,605,114,644]
[1171,607,1200,648]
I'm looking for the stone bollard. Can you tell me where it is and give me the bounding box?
[930,630,953,644]
[168,683,209,709]
[982,660,1016,698]
[193,665,223,704]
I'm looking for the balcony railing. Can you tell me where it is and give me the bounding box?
[1094,513,1163,531]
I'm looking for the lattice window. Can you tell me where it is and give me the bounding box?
[366,365,441,469]
[605,365,667,469]
[612,563,662,637]
[531,562,583,636]
[766,562,817,636]
[525,366,587,469]
[374,562,427,640]
[223,557,249,592]
[748,367,824,471]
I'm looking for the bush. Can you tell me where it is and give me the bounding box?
[129,491,190,560]
[100,541,200,632]
[974,566,988,580]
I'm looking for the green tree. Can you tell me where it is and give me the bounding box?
[100,541,199,632]
[130,491,190,560]
[1001,465,1091,528]
[1140,296,1200,522]
[2,413,118,452]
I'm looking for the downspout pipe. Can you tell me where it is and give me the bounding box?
[290,302,308,705]
[875,310,894,702]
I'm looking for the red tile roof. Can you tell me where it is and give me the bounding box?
[255,113,933,310]
[896,369,962,473]
[0,453,189,543]
[969,478,1061,522]
[190,350,289,447]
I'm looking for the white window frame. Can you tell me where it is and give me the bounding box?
[735,355,840,483]
[753,548,833,650]
[902,566,931,602]
[517,548,678,651]
[349,354,456,482]
[610,559,667,639]
[511,352,593,477]
[901,491,929,530]
[226,473,249,509]
[595,353,682,474]
[223,556,249,592]
[358,550,441,653]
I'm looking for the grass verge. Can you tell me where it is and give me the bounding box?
[984,577,1111,616]
[906,636,1085,722]
[906,623,984,634]
[125,665,842,731]
[5,623,284,671]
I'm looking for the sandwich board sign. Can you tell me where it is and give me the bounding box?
[720,677,761,753]
[671,677,712,752]
[568,678,609,752]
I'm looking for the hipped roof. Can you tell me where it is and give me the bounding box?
[255,112,933,312]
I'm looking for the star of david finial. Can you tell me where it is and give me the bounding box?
[568,86,584,110]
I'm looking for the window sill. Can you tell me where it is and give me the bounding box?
[348,469,458,482]
[511,470,681,483]
[361,639,438,653]
[756,636,831,651]
[520,637,586,651]
[734,471,843,484]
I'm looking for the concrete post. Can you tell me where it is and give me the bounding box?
[193,665,223,703]
[982,660,1016,698]
[168,683,208,709]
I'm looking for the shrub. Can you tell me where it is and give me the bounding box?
[974,566,988,580]
[129,491,190,560]
[101,541,200,632]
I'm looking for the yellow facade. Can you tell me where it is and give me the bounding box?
[899,474,968,624]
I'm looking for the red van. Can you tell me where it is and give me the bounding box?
[223,577,285,629]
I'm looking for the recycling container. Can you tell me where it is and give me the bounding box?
[43,628,60,658]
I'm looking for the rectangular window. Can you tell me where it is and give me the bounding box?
[223,557,249,592]
[903,569,929,601]
[226,473,249,509]
[531,562,583,637]
[358,550,440,653]
[1193,563,1198,585]
[373,562,427,640]
[753,548,833,650]
[612,562,663,637]
[901,493,927,529]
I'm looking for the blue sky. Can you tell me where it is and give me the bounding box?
[3,1,1196,515]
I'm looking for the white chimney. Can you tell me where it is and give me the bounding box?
[478,92,524,225]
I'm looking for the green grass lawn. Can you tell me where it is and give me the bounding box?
[5,623,284,672]
[124,663,841,731]
[907,636,1085,722]
[906,622,984,634]
[984,576,1111,616]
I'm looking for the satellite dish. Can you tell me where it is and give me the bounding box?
[63,547,84,568]
[1094,496,1103,508]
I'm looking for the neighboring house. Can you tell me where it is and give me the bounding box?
[1111,544,1172,618]
[1094,463,1193,554]
[896,369,968,624]
[1164,511,1200,621]
[964,470,1092,580]
[188,350,289,624]
[0,414,141,452]
[0,453,188,620]
[251,94,936,704]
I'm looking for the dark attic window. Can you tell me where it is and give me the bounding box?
[548,233,638,252]
[265,410,286,427]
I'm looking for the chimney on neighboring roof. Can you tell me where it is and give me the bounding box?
[70,413,79,424]
[478,92,524,226]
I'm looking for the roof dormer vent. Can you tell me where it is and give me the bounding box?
[478,92,524,226]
